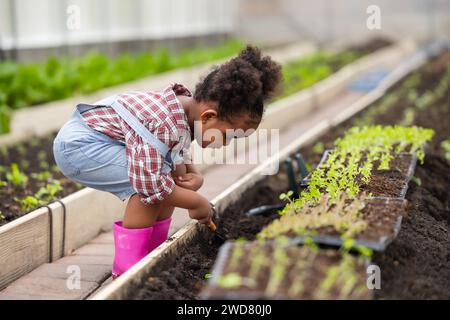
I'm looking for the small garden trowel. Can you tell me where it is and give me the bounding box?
[206,205,228,246]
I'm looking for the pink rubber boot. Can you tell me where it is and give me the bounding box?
[148,217,172,252]
[112,221,153,279]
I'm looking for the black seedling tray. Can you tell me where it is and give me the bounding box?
[200,241,373,300]
[200,242,283,300]
[300,149,418,200]
[398,153,417,199]
[300,149,331,187]
[289,197,407,252]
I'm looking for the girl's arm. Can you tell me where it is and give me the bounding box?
[175,164,204,191]
[163,185,212,223]
[185,163,198,174]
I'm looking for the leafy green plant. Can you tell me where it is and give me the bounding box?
[228,238,246,271]
[279,190,294,203]
[0,104,11,134]
[17,196,40,212]
[279,51,362,99]
[312,142,325,154]
[441,138,450,163]
[15,181,62,212]
[35,181,63,201]
[215,240,367,299]
[216,273,243,289]
[31,171,52,182]
[0,39,245,134]
[411,176,422,186]
[259,192,369,240]
[6,163,28,187]
[285,125,433,210]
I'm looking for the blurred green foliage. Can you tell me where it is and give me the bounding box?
[0,43,363,135]
[0,39,244,133]
[280,51,362,98]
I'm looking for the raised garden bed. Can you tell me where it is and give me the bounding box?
[126,174,288,300]
[107,47,450,300]
[0,136,82,226]
[291,49,450,299]
[200,240,370,300]
[122,121,432,299]
[254,123,431,252]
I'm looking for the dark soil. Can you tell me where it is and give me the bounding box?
[0,133,82,226]
[358,198,406,242]
[373,156,450,299]
[362,155,414,198]
[201,244,369,300]
[297,198,407,245]
[129,174,288,300]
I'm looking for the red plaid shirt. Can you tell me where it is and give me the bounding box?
[81,83,192,204]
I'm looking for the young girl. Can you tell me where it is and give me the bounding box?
[53,45,282,278]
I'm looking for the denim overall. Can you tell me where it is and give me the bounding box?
[53,95,174,201]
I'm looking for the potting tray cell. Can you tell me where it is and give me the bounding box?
[301,150,417,199]
[200,241,372,300]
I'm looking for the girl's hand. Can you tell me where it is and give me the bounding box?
[175,173,204,191]
[171,163,187,178]
[188,196,213,225]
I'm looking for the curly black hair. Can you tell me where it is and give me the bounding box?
[194,45,282,124]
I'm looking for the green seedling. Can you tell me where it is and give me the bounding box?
[6,163,28,187]
[19,159,30,170]
[228,238,246,271]
[411,176,422,186]
[216,273,242,289]
[17,196,40,212]
[15,144,26,156]
[279,190,294,203]
[35,181,62,201]
[259,192,368,240]
[15,181,62,212]
[39,161,50,170]
[31,171,52,182]
[312,142,325,154]
[441,138,450,163]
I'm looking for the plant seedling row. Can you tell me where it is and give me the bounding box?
[259,197,407,252]
[301,150,417,200]
[200,241,371,300]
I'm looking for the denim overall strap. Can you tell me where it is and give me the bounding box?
[77,95,174,173]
